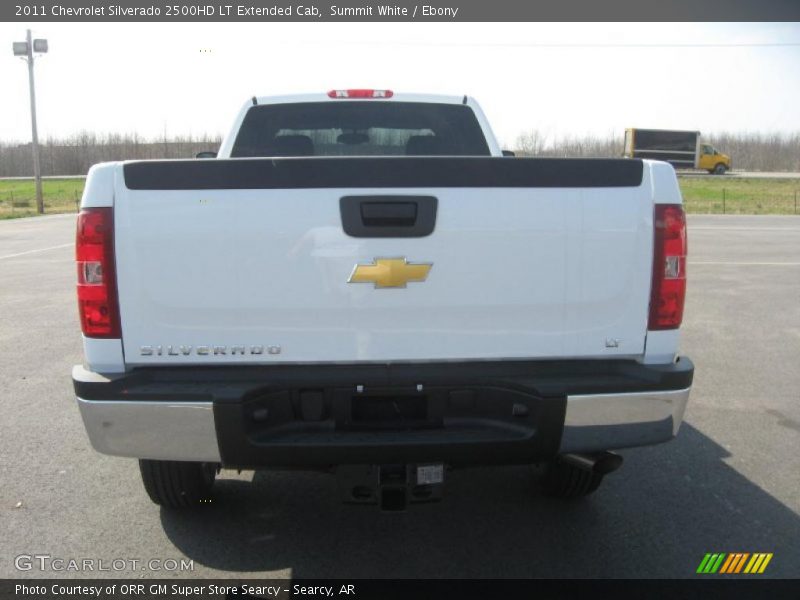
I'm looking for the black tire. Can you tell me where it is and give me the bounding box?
[713,163,727,175]
[139,460,216,508]
[539,457,604,499]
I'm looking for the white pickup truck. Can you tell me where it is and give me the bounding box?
[73,90,693,511]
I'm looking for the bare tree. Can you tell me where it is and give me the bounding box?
[0,132,222,177]
[1,130,798,176]
[513,129,800,171]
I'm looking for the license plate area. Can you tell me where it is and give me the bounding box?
[353,395,427,424]
[336,387,445,431]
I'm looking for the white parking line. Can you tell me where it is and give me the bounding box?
[0,243,73,261]
[690,261,800,266]
[691,227,800,232]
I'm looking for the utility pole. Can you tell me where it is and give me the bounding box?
[13,30,48,214]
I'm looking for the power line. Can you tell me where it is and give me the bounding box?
[326,41,800,48]
[485,42,800,48]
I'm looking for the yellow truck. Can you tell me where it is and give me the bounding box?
[624,128,732,175]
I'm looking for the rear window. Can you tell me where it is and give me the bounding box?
[230,102,491,157]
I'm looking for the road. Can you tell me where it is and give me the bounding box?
[677,170,800,179]
[1,213,799,579]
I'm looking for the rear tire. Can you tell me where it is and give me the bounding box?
[713,163,727,175]
[139,460,216,508]
[539,457,604,499]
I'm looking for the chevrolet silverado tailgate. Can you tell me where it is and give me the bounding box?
[114,157,654,365]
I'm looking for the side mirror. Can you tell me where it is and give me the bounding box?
[195,151,217,159]
[502,150,516,157]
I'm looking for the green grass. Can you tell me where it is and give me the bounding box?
[0,178,85,219]
[679,176,800,215]
[1,175,798,218]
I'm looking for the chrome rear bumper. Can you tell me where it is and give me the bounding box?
[76,385,690,463]
[559,387,690,453]
[77,397,221,462]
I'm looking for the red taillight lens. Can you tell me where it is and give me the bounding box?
[649,204,687,330]
[327,89,394,99]
[76,208,120,338]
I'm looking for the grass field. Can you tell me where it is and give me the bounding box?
[1,175,799,218]
[679,177,800,215]
[0,178,84,219]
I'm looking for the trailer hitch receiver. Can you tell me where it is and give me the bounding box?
[337,464,445,511]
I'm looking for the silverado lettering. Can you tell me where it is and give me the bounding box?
[139,345,281,356]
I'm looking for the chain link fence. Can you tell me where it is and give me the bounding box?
[0,180,83,219]
[682,188,800,215]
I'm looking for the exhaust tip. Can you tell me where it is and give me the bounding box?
[561,451,624,475]
[592,452,624,475]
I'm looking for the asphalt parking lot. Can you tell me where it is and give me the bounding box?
[1,213,798,579]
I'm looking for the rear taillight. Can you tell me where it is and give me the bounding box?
[649,204,687,330]
[327,89,394,99]
[76,208,120,338]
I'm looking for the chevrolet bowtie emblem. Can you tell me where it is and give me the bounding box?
[348,258,433,289]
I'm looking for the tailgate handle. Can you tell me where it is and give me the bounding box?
[340,196,437,238]
[360,202,417,227]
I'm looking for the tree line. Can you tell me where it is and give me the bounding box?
[513,130,800,172]
[0,132,222,177]
[1,130,798,176]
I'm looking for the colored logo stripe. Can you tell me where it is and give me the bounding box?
[744,553,774,574]
[697,553,726,573]
[719,554,735,573]
[696,554,713,573]
[720,553,749,573]
[697,553,773,574]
